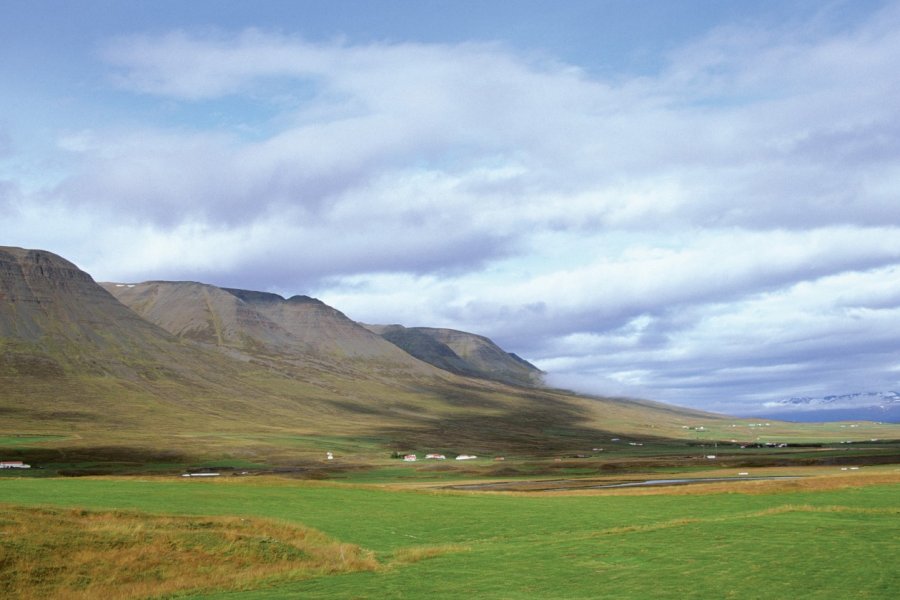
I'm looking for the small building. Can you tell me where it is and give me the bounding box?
[403,454,417,462]
[425,453,446,460]
[0,461,31,469]
[455,454,477,460]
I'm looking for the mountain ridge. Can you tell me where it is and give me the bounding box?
[365,323,543,387]
[101,280,445,377]
[1,245,729,462]
[103,280,544,387]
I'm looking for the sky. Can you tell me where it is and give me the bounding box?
[3,0,900,414]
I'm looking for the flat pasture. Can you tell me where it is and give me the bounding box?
[1,468,898,599]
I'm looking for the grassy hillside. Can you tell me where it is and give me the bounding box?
[417,326,543,385]
[3,246,741,466]
[367,324,543,386]
[5,246,900,473]
[103,281,438,371]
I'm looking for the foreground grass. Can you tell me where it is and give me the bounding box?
[0,505,377,600]
[1,472,898,599]
[264,504,899,600]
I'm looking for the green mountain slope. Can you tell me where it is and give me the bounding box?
[2,246,733,464]
[102,281,436,375]
[366,324,543,386]
[1,247,200,380]
[0,247,406,438]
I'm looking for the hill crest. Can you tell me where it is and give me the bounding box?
[101,280,440,373]
[2,245,731,459]
[365,323,543,387]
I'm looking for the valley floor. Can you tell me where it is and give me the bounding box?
[1,466,898,599]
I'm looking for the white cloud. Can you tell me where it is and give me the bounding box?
[533,264,900,409]
[7,6,900,410]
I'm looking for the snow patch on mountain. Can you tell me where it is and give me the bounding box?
[764,391,900,411]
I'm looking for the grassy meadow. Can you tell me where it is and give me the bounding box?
[2,413,898,478]
[2,414,899,598]
[1,466,899,599]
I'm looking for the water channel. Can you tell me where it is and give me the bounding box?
[446,475,802,492]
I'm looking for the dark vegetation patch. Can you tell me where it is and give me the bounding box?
[0,445,188,463]
[0,352,66,377]
[328,400,385,416]
[379,328,477,378]
[379,410,680,456]
[417,386,506,410]
[720,452,900,468]
[0,446,192,476]
[31,410,101,422]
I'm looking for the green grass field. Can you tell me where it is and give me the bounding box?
[2,416,898,598]
[2,471,898,599]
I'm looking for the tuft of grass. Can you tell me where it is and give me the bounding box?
[0,505,377,600]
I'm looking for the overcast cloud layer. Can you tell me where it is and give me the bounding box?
[3,1,900,412]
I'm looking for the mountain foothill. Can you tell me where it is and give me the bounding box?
[0,245,719,460]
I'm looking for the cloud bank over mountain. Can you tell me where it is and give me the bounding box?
[4,1,900,411]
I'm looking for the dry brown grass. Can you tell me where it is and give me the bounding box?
[0,505,378,600]
[388,544,470,566]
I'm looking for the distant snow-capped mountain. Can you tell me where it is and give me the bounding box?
[764,391,900,410]
[752,391,900,423]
